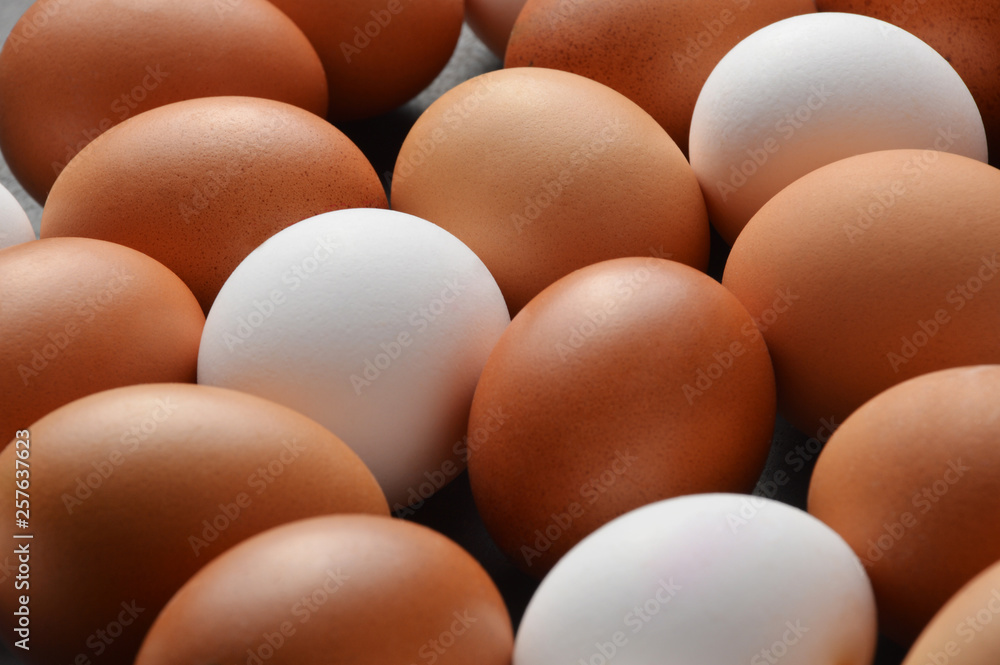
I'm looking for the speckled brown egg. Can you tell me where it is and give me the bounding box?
[391,67,710,315]
[816,0,1000,169]
[0,383,388,665]
[134,515,513,665]
[0,237,203,444]
[0,0,328,204]
[41,96,387,312]
[466,257,776,577]
[722,149,1000,435]
[809,366,1000,646]
[267,0,464,121]
[504,0,816,154]
[902,556,1000,665]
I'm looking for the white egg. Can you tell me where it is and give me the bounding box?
[0,182,34,250]
[514,493,877,665]
[688,12,988,245]
[197,208,510,508]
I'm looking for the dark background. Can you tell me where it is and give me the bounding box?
[0,2,908,663]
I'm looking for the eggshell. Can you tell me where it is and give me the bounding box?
[0,237,203,443]
[902,557,1000,665]
[267,0,463,120]
[722,149,1000,435]
[0,0,328,204]
[465,0,527,57]
[816,0,1000,169]
[198,208,510,508]
[0,383,388,665]
[514,494,877,665]
[467,258,776,576]
[809,366,1000,645]
[41,96,387,312]
[689,12,988,244]
[0,180,33,249]
[505,0,816,153]
[391,67,710,314]
[134,515,512,665]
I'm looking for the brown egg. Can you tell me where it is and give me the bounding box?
[41,96,387,312]
[0,237,203,442]
[0,0,328,204]
[816,0,1000,169]
[267,0,464,121]
[808,366,1000,646]
[505,0,816,153]
[466,257,776,577]
[903,557,1000,665]
[391,67,710,315]
[0,384,388,665]
[134,515,513,665]
[722,149,1000,435]
[465,0,527,57]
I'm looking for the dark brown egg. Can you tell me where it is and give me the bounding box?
[0,0,328,203]
[0,384,388,665]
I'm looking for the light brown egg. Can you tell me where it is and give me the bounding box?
[267,0,464,121]
[722,149,1000,435]
[0,237,203,442]
[0,384,388,665]
[467,257,776,577]
[391,67,710,315]
[0,0,328,204]
[505,0,816,153]
[134,515,513,665]
[809,366,1000,646]
[816,0,1000,169]
[903,557,1000,665]
[41,96,387,312]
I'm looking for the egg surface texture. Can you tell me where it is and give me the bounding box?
[0,237,203,443]
[467,257,775,576]
[0,383,388,665]
[0,0,328,203]
[268,0,463,120]
[809,365,1000,646]
[722,149,1000,435]
[505,0,816,154]
[0,181,33,249]
[514,493,877,665]
[41,96,387,313]
[465,0,527,57]
[902,557,1000,665]
[816,0,1000,168]
[391,67,709,314]
[689,12,987,244]
[134,514,513,665]
[198,208,510,508]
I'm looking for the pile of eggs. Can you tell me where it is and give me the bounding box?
[0,0,998,663]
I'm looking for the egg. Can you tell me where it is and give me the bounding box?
[689,12,988,244]
[41,96,387,312]
[902,557,1000,665]
[465,0,527,57]
[816,0,1000,169]
[198,208,510,508]
[134,515,513,665]
[0,0,328,204]
[467,258,776,576]
[0,383,388,665]
[391,67,709,314]
[267,0,464,121]
[722,149,1000,435]
[504,0,816,154]
[0,180,33,249]
[809,366,1000,645]
[514,494,877,665]
[0,237,203,442]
